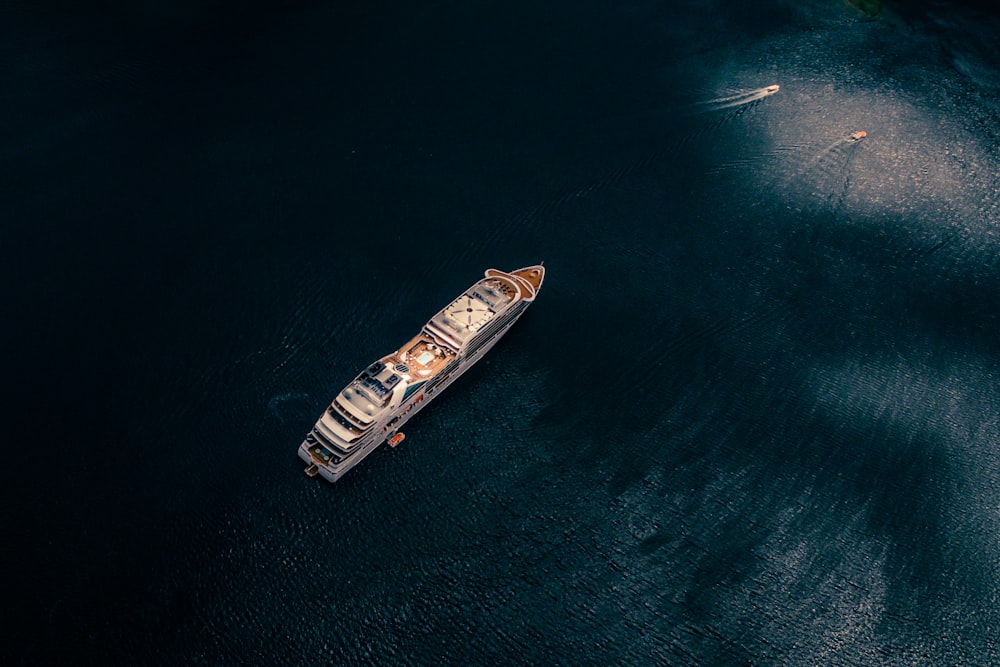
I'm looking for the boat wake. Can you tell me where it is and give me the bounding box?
[807,132,865,168]
[693,84,781,112]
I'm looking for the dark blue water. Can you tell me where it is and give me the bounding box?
[5,0,1000,664]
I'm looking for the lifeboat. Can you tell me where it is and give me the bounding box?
[850,130,867,141]
[388,432,406,448]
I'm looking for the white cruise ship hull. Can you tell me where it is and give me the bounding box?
[298,265,544,483]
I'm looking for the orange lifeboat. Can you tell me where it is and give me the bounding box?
[388,433,406,448]
[850,130,867,141]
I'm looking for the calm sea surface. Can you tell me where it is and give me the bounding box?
[4,0,1000,664]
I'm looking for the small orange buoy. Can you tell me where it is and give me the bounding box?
[388,433,406,448]
[850,130,867,141]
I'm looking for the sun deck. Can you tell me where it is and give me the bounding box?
[394,334,456,379]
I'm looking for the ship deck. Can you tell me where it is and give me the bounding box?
[496,265,545,300]
[394,334,455,379]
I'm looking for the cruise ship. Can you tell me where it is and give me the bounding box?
[298,265,545,482]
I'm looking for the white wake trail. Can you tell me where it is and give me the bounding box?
[694,84,780,111]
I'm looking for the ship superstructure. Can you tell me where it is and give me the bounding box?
[298,265,544,482]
